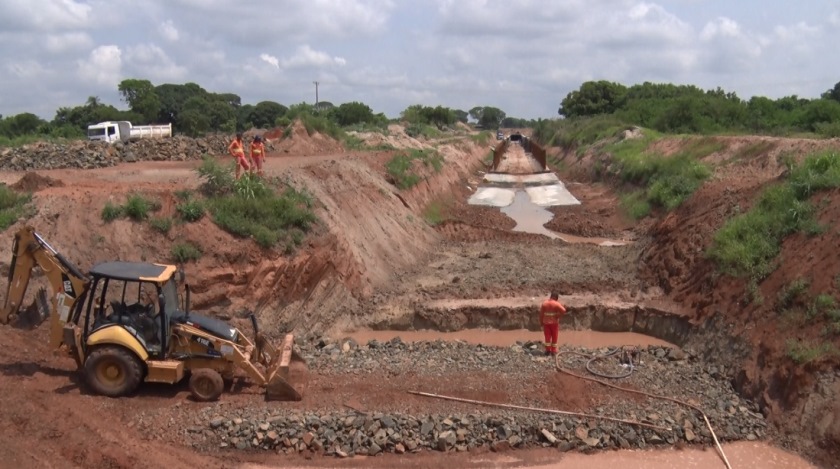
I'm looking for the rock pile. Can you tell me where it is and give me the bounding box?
[0,135,276,171]
[157,338,770,458]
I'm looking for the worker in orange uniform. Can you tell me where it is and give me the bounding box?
[228,132,249,180]
[250,135,266,177]
[539,292,567,356]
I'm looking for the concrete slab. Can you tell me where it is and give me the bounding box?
[525,184,581,206]
[467,187,516,207]
[484,172,559,185]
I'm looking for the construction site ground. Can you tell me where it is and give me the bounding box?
[0,126,837,469]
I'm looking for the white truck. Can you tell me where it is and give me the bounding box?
[87,121,173,144]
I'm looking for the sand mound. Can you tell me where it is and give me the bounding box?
[10,172,64,192]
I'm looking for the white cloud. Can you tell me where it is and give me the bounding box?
[77,45,123,87]
[0,0,92,31]
[158,20,180,42]
[45,32,93,54]
[260,53,280,69]
[124,44,187,81]
[7,60,47,79]
[281,45,347,69]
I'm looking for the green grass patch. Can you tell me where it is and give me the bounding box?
[150,216,173,234]
[470,131,492,145]
[123,193,158,221]
[732,140,777,162]
[619,190,652,220]
[299,114,345,140]
[170,242,202,263]
[422,200,450,225]
[0,185,32,229]
[785,339,839,365]
[709,151,840,277]
[534,115,634,150]
[386,149,444,190]
[777,277,810,309]
[176,199,205,222]
[101,201,124,222]
[405,124,442,139]
[605,136,712,212]
[343,134,396,151]
[192,159,319,251]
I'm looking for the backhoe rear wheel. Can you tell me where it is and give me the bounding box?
[84,346,144,397]
[189,368,224,402]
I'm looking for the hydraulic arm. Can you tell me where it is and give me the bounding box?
[1,226,89,348]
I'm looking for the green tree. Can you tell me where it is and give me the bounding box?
[453,109,468,123]
[332,101,374,126]
[821,81,840,103]
[250,101,288,128]
[559,80,628,117]
[0,113,45,138]
[477,106,506,129]
[118,78,161,123]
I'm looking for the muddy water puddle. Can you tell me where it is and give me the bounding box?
[500,191,627,246]
[239,441,817,469]
[342,329,675,348]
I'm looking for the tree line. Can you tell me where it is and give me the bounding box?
[556,80,840,137]
[0,78,530,146]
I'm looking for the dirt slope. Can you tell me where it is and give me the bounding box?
[553,134,840,466]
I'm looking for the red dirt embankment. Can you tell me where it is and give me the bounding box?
[554,134,840,467]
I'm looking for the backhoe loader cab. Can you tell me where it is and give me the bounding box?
[1,226,306,402]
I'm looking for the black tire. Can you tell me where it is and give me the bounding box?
[84,346,144,397]
[189,368,225,402]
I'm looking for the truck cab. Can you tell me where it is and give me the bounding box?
[87,121,132,144]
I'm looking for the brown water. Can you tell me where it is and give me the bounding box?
[499,190,628,246]
[239,441,817,469]
[343,329,676,348]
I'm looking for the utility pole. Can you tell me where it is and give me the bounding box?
[313,81,320,105]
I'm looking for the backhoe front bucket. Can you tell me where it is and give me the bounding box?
[264,334,307,401]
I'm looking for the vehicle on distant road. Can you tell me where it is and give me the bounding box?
[496,130,505,140]
[87,121,173,144]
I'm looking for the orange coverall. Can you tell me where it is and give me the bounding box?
[250,141,266,175]
[539,298,567,354]
[228,138,249,177]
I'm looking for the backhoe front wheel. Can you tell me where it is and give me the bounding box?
[84,346,144,397]
[189,369,224,402]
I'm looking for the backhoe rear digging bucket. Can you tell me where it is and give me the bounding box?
[14,288,50,330]
[265,334,308,401]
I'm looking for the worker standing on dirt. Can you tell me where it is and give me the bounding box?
[228,132,249,180]
[540,292,567,356]
[250,135,266,177]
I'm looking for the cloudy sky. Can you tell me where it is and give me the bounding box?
[2,0,839,122]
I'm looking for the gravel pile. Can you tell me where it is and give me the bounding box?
[0,134,276,171]
[147,337,770,458]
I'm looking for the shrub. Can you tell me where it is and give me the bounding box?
[0,185,32,229]
[619,190,651,220]
[176,199,205,222]
[207,186,317,249]
[101,202,124,222]
[386,149,443,190]
[422,200,449,225]
[785,339,838,365]
[123,194,157,221]
[197,155,235,196]
[171,242,202,263]
[150,217,173,234]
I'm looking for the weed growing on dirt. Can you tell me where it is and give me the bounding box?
[0,185,32,229]
[405,124,442,139]
[470,131,492,145]
[386,149,443,190]
[709,151,840,277]
[170,242,202,263]
[176,199,204,222]
[193,160,318,251]
[422,200,450,225]
[533,115,632,149]
[150,217,173,234]
[197,156,235,197]
[778,277,810,309]
[606,136,713,212]
[619,190,651,219]
[732,141,777,162]
[174,189,193,201]
[785,339,839,365]
[343,134,395,151]
[123,194,158,221]
[299,113,344,140]
[101,201,124,222]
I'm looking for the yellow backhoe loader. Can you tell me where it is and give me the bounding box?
[0,225,306,402]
